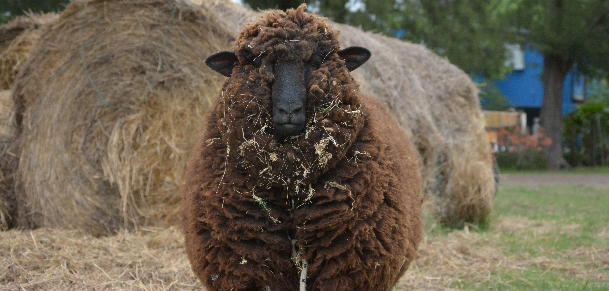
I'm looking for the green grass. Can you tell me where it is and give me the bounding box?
[415,183,609,290]
[499,165,609,174]
[469,268,607,291]
[473,184,609,290]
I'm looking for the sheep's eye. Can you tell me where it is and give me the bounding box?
[309,55,322,68]
[252,57,262,68]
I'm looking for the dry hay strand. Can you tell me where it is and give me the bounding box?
[203,1,495,227]
[10,0,234,235]
[0,13,58,90]
[0,227,201,290]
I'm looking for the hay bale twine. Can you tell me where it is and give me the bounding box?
[205,1,495,227]
[11,0,234,235]
[0,13,58,90]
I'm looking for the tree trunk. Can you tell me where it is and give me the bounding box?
[540,55,571,169]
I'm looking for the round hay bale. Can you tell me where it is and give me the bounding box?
[1,89,17,230]
[336,26,495,227]
[11,0,234,235]
[204,1,495,227]
[0,13,58,90]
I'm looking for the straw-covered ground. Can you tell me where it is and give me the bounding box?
[2,174,607,290]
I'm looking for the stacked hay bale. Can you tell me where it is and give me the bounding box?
[337,26,495,227]
[202,1,495,227]
[1,14,57,230]
[8,0,234,235]
[1,90,16,230]
[0,13,58,90]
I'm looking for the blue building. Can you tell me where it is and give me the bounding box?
[491,44,584,128]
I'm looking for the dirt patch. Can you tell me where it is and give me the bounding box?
[497,217,582,236]
[500,173,609,187]
[598,227,609,239]
[498,217,556,235]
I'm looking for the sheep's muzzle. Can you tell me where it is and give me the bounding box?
[272,59,307,139]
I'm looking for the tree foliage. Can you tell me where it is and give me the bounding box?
[496,0,609,168]
[479,80,510,111]
[499,0,609,77]
[371,0,512,79]
[241,0,306,11]
[1,0,70,17]
[563,80,609,166]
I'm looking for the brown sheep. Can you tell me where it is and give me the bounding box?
[182,5,422,291]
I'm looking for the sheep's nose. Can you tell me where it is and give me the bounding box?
[273,102,306,138]
[272,60,307,138]
[276,103,303,119]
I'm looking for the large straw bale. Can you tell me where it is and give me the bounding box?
[1,90,17,231]
[201,1,495,227]
[0,13,58,90]
[10,0,234,235]
[0,17,55,225]
[337,27,495,227]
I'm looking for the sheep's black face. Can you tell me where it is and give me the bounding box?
[271,59,307,139]
[205,47,370,139]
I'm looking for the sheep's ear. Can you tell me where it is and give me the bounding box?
[337,47,371,71]
[205,51,239,77]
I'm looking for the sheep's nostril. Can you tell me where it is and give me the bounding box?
[278,107,289,115]
[276,103,303,117]
[291,105,303,114]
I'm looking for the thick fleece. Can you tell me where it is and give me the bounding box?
[182,6,422,291]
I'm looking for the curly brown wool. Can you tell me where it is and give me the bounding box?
[182,5,422,291]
